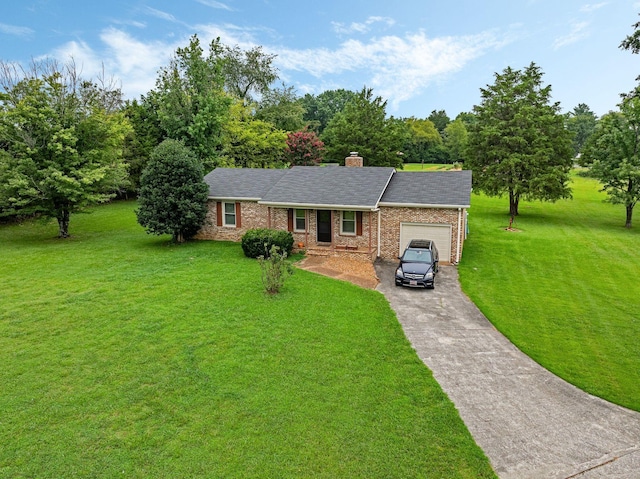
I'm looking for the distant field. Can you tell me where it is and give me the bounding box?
[402,163,457,171]
[459,175,640,411]
[0,203,496,478]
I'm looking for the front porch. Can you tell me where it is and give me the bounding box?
[297,243,377,262]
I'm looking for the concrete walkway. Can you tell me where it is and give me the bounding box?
[375,262,640,479]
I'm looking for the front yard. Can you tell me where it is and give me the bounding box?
[0,201,495,478]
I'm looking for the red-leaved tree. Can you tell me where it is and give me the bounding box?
[284,129,325,166]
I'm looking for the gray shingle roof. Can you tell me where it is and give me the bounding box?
[203,168,287,200]
[380,170,472,207]
[259,166,395,209]
[203,167,472,209]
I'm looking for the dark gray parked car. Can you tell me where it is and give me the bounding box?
[394,239,439,288]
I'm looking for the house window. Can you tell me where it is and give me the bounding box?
[341,211,356,235]
[294,209,306,232]
[223,202,236,227]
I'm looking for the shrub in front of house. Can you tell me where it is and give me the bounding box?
[241,229,294,258]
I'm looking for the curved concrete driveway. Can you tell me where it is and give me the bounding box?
[375,262,640,479]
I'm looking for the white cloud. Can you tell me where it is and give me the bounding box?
[553,21,589,49]
[33,21,508,111]
[194,22,275,48]
[46,40,104,77]
[580,3,608,13]
[0,22,34,36]
[276,30,505,109]
[145,7,179,23]
[42,28,182,99]
[196,0,233,11]
[332,16,395,35]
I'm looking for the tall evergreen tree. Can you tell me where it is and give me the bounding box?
[466,62,574,216]
[565,103,598,156]
[321,87,405,167]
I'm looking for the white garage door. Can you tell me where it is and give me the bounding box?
[399,223,452,264]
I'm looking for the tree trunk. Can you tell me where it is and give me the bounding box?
[57,209,70,238]
[626,204,633,229]
[173,231,185,243]
[509,190,520,216]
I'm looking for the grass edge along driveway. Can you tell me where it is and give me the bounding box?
[459,174,640,412]
[0,201,496,478]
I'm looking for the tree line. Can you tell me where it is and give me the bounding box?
[2,19,640,239]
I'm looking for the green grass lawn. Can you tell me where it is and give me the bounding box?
[0,202,495,478]
[402,163,457,171]
[459,174,640,411]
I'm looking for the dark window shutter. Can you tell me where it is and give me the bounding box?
[356,211,363,236]
[287,209,294,232]
[235,202,242,228]
[216,202,222,227]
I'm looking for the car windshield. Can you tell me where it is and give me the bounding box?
[402,249,431,263]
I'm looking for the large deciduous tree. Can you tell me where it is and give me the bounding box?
[153,35,232,172]
[221,101,287,168]
[0,60,130,237]
[466,62,574,216]
[300,89,357,135]
[254,83,306,132]
[222,44,278,102]
[402,117,444,164]
[443,119,469,163]
[136,139,208,243]
[582,93,640,228]
[321,87,405,168]
[122,96,165,193]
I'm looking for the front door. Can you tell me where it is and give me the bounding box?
[316,210,332,243]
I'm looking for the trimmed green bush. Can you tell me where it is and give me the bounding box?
[241,228,294,258]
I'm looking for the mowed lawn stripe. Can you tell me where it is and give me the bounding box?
[459,174,640,411]
[0,201,496,478]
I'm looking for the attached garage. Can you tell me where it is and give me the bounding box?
[378,171,471,264]
[399,223,452,264]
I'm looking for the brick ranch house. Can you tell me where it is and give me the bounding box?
[196,155,471,264]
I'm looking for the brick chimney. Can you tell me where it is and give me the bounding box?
[345,152,363,167]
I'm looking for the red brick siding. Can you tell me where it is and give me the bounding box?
[196,200,268,241]
[379,206,465,264]
[197,200,466,264]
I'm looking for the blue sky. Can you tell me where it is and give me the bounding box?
[1,0,639,118]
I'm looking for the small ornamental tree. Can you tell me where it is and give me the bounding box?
[284,129,325,166]
[136,139,208,243]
